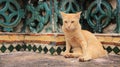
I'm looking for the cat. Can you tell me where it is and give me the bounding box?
[60,12,108,62]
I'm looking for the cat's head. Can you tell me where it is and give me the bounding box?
[60,12,82,31]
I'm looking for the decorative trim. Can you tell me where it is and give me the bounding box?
[0,43,120,55]
[0,33,120,46]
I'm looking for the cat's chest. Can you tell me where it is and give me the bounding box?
[67,36,82,44]
[67,36,81,47]
[69,37,78,41]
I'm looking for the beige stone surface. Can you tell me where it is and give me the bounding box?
[0,52,120,67]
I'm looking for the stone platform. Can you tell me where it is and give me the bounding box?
[0,52,120,67]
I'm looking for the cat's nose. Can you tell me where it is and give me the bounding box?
[68,26,70,28]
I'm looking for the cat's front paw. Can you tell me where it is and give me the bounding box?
[79,56,91,62]
[61,52,73,58]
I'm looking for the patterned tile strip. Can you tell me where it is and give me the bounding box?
[0,43,120,55]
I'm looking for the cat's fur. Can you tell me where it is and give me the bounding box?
[60,12,108,62]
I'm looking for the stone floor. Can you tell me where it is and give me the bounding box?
[0,52,120,67]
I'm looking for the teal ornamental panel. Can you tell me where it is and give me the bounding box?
[0,0,24,32]
[115,0,120,33]
[23,0,51,33]
[60,0,80,13]
[86,0,112,33]
[53,0,61,32]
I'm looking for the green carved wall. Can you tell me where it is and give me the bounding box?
[0,0,120,33]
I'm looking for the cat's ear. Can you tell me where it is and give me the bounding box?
[75,11,82,19]
[60,11,66,17]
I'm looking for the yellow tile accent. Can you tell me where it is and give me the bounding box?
[112,37,120,43]
[56,36,65,42]
[104,36,113,42]
[25,36,55,41]
[96,36,105,42]
[0,35,9,40]
[9,35,23,41]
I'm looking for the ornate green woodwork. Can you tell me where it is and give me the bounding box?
[86,0,112,33]
[0,0,120,33]
[115,0,120,33]
[22,0,51,33]
[0,0,24,32]
[60,0,80,13]
[53,0,61,32]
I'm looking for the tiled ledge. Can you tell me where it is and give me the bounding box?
[94,33,120,36]
[0,33,119,45]
[95,34,120,46]
[0,33,64,45]
[0,33,120,46]
[0,33,120,55]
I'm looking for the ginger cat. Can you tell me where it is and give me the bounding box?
[60,12,108,62]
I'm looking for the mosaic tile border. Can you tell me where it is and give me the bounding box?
[0,43,25,53]
[0,43,120,55]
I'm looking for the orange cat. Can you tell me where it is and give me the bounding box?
[60,12,108,62]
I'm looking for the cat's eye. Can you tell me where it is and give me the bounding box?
[71,21,74,23]
[64,21,67,23]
